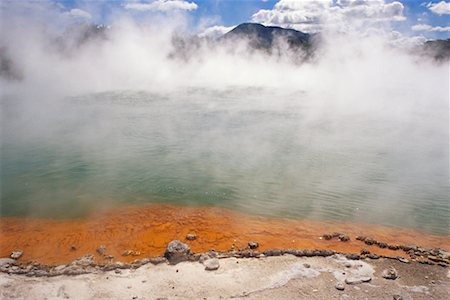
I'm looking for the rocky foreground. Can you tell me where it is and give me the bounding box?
[1,252,449,300]
[1,238,449,299]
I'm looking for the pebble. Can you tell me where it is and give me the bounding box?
[96,246,107,255]
[0,258,15,267]
[10,250,23,260]
[335,282,345,291]
[345,276,371,284]
[397,257,409,263]
[248,241,259,250]
[393,295,403,300]
[204,258,220,271]
[382,267,398,280]
[303,263,311,268]
[186,234,197,241]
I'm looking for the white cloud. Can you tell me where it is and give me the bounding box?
[198,25,235,38]
[251,0,405,33]
[124,0,198,12]
[427,1,450,15]
[412,23,450,32]
[64,8,92,19]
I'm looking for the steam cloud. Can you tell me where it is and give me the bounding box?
[0,1,448,233]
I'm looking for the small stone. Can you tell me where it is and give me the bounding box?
[204,258,220,271]
[377,242,388,248]
[388,245,399,250]
[345,276,371,284]
[70,245,77,251]
[382,267,398,280]
[10,250,23,260]
[323,233,333,240]
[360,249,370,255]
[345,253,360,260]
[303,263,311,268]
[367,253,380,259]
[364,238,376,245]
[115,269,122,274]
[96,245,107,255]
[0,258,15,267]
[338,234,350,242]
[335,282,345,291]
[396,257,409,263]
[248,241,259,250]
[393,295,403,300]
[186,234,196,241]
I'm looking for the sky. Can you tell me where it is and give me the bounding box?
[2,0,450,40]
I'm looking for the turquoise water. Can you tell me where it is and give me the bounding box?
[1,88,449,234]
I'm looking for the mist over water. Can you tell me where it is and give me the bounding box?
[1,5,449,235]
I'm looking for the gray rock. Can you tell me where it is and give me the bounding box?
[164,240,190,264]
[382,267,398,280]
[149,257,167,265]
[204,258,220,271]
[96,245,107,255]
[335,281,345,291]
[345,276,372,284]
[72,255,94,267]
[393,295,403,300]
[248,241,259,249]
[397,257,410,263]
[0,258,15,267]
[10,250,23,259]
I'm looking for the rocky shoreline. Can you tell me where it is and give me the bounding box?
[1,233,448,278]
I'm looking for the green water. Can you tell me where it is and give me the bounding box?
[1,88,449,234]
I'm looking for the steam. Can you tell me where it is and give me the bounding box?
[0,2,448,234]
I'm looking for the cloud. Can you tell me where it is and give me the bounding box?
[251,0,405,33]
[198,25,235,38]
[64,8,92,19]
[427,1,450,15]
[412,23,450,32]
[124,0,198,12]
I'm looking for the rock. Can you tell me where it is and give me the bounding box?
[335,282,345,291]
[360,249,370,255]
[396,257,410,263]
[367,253,380,259]
[185,234,197,241]
[377,242,388,248]
[345,276,371,284]
[364,238,376,245]
[248,241,259,249]
[356,236,367,241]
[115,269,121,274]
[72,254,94,267]
[393,295,403,300]
[10,250,23,259]
[323,233,333,240]
[388,244,399,250]
[204,258,220,271]
[263,249,282,256]
[149,257,167,265]
[199,253,212,264]
[164,240,190,264]
[382,267,398,280]
[345,253,361,260]
[338,234,350,242]
[96,245,107,255]
[303,263,311,268]
[0,258,15,267]
[70,245,77,251]
[122,250,141,257]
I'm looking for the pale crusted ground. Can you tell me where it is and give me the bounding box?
[1,255,449,300]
